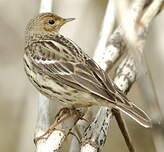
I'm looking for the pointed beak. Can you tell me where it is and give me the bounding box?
[63,18,75,24]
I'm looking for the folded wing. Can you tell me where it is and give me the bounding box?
[30,39,151,128]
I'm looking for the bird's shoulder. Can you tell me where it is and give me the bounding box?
[26,34,89,64]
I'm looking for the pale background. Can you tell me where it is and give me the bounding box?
[0,0,164,152]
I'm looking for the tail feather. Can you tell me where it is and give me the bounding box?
[116,102,152,128]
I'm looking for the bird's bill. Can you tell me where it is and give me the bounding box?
[63,18,75,24]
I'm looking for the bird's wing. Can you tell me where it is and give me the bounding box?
[83,59,152,128]
[30,39,151,128]
[30,41,116,103]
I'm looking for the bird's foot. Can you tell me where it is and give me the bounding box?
[34,107,84,145]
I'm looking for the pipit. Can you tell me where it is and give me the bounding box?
[24,13,151,134]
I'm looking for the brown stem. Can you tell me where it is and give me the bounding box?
[112,109,135,152]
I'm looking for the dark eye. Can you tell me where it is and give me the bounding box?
[48,20,55,24]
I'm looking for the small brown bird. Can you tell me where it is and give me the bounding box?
[24,13,151,128]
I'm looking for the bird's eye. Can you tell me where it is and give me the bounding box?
[48,20,55,24]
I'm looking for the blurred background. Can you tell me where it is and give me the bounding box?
[0,0,163,152]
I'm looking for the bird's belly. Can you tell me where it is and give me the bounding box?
[25,65,98,106]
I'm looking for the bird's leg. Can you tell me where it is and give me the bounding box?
[55,107,73,121]
[55,106,87,123]
[34,107,85,144]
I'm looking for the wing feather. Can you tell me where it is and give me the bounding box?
[28,38,151,127]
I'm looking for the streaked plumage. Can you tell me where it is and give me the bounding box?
[24,13,151,128]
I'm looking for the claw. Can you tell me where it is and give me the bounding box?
[34,136,48,145]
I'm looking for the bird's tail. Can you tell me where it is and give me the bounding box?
[115,102,152,128]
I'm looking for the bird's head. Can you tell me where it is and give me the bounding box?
[25,13,75,39]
